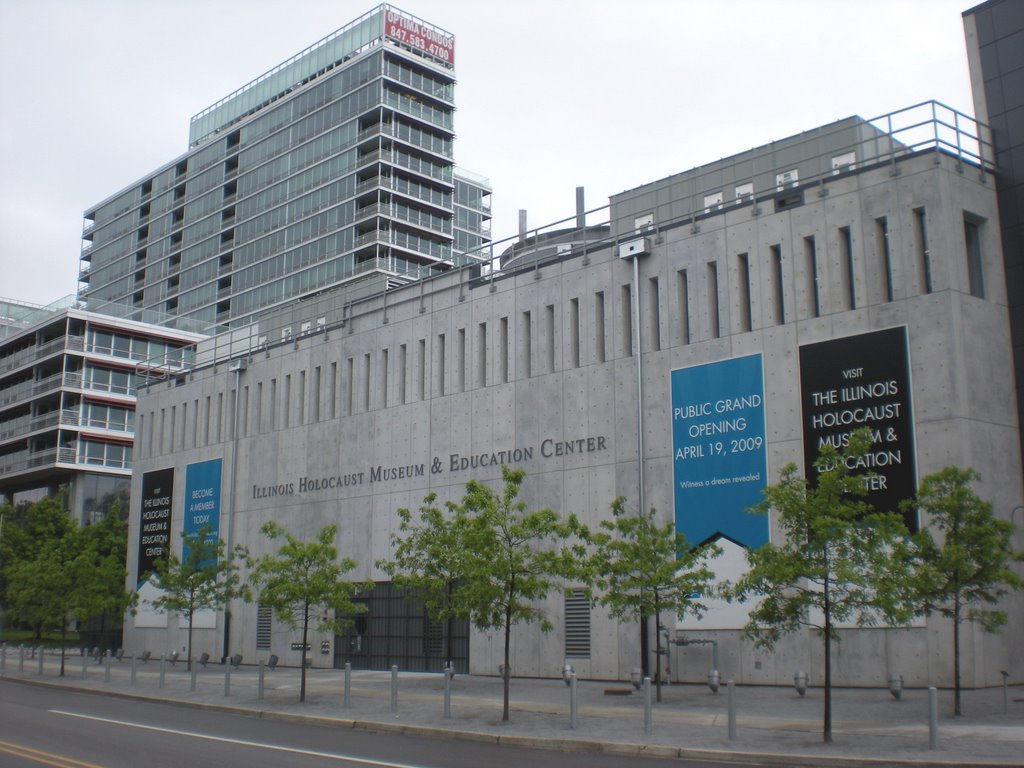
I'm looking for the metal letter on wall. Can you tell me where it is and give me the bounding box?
[183,458,222,564]
[671,354,769,548]
[798,326,918,531]
[137,467,174,587]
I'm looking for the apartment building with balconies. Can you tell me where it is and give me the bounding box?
[77,5,490,330]
[0,296,204,522]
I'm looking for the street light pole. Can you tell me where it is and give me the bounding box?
[619,234,651,677]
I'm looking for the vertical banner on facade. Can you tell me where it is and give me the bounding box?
[137,467,174,587]
[671,354,769,548]
[798,326,918,531]
[183,458,222,564]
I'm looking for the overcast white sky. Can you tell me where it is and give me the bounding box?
[0,0,977,307]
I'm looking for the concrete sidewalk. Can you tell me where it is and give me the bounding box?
[2,648,1023,766]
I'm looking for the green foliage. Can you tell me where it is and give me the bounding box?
[452,466,586,722]
[726,428,914,742]
[6,516,94,674]
[248,522,368,702]
[151,525,246,670]
[377,493,469,665]
[901,466,1024,715]
[589,497,719,701]
[2,498,134,673]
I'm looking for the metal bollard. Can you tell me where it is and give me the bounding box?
[81,652,87,679]
[390,665,398,713]
[569,672,578,729]
[343,662,352,708]
[190,663,197,692]
[643,676,652,734]
[37,647,44,675]
[443,664,453,719]
[224,661,231,697]
[928,686,938,749]
[0,643,5,671]
[104,656,111,683]
[19,646,25,673]
[130,653,137,686]
[159,655,166,688]
[727,680,737,740]
[258,659,265,701]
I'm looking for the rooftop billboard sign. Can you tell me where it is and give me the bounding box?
[384,8,454,66]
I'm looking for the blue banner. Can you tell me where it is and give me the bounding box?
[671,355,768,548]
[183,458,222,563]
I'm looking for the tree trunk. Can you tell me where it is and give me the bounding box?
[823,560,833,744]
[654,592,663,703]
[187,614,194,672]
[300,603,309,703]
[60,621,67,677]
[502,601,512,722]
[954,596,962,716]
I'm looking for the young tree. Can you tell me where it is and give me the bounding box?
[377,493,470,670]
[150,525,246,670]
[901,466,1024,716]
[248,522,368,702]
[80,502,135,650]
[6,517,94,675]
[1,497,74,636]
[456,466,586,722]
[726,429,914,743]
[589,498,719,702]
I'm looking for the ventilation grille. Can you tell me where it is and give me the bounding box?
[256,604,272,650]
[564,589,591,658]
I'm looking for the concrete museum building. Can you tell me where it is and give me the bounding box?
[120,5,1022,688]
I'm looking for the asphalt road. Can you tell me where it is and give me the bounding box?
[0,680,759,768]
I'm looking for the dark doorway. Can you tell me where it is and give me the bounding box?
[334,582,469,673]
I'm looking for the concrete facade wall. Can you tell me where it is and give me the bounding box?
[125,150,1023,687]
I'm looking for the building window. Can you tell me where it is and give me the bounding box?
[545,305,556,373]
[312,367,321,422]
[877,217,894,302]
[804,236,820,318]
[677,270,691,344]
[737,254,752,333]
[457,329,466,392]
[477,323,487,387]
[594,292,606,363]
[521,312,533,377]
[965,215,985,298]
[418,339,426,400]
[436,335,445,397]
[500,318,510,382]
[770,244,785,325]
[621,284,633,356]
[914,207,932,294]
[648,278,661,351]
[398,345,407,405]
[329,362,337,420]
[381,350,389,408]
[634,213,654,232]
[703,191,723,212]
[363,353,371,411]
[564,590,591,658]
[839,226,856,310]
[707,262,720,339]
[283,375,291,428]
[569,299,580,368]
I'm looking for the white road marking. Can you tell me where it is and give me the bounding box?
[48,710,433,768]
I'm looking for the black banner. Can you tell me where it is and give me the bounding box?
[137,467,174,585]
[799,327,917,531]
